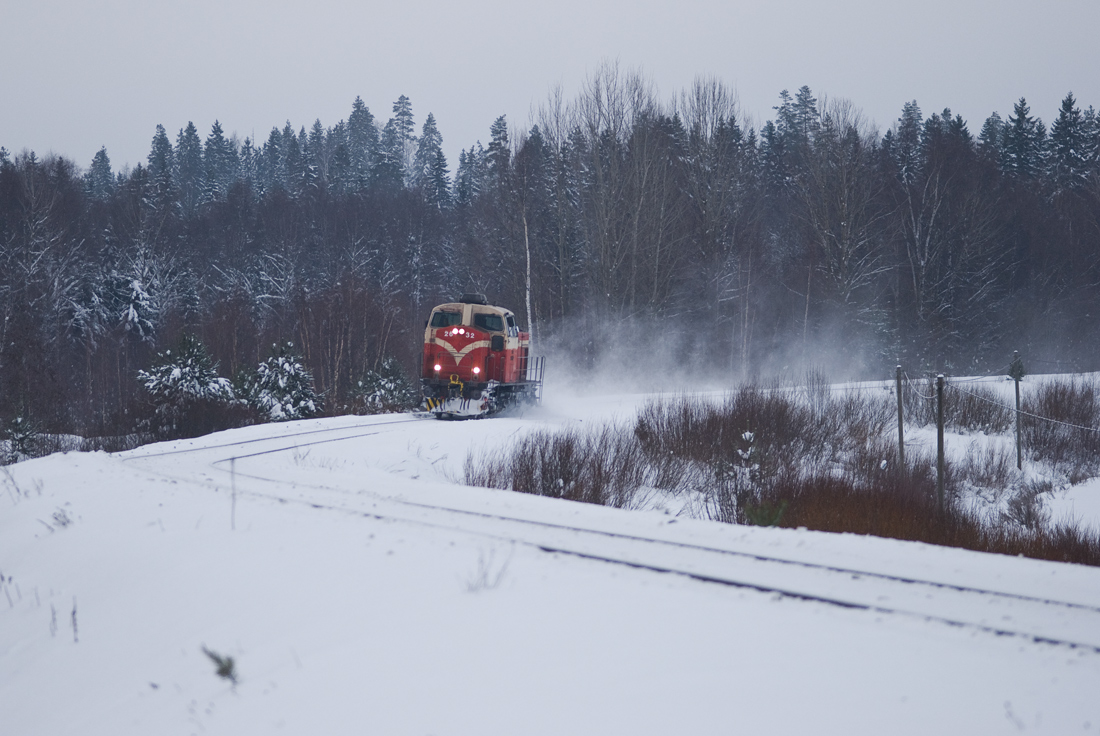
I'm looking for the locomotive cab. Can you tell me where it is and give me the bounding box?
[420,293,542,418]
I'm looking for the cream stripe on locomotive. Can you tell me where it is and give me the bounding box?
[434,338,491,366]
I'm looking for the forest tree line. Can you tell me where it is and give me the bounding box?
[2,66,1100,437]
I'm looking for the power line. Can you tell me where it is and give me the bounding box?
[948,382,1100,435]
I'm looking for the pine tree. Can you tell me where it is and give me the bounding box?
[84,146,115,200]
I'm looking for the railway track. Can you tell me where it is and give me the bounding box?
[120,415,1100,654]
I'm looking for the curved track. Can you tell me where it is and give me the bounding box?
[121,415,1100,654]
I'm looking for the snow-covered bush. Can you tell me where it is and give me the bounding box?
[239,343,321,422]
[137,335,245,439]
[1,414,40,465]
[352,356,418,414]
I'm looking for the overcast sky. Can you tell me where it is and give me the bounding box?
[3,0,1099,173]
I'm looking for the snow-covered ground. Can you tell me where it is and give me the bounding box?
[3,387,1100,735]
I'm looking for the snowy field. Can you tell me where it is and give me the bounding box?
[3,386,1100,735]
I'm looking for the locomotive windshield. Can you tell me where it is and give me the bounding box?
[473,313,505,332]
[430,310,462,327]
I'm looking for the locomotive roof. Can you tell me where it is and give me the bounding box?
[431,301,514,315]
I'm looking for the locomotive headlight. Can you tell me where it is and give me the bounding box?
[433,364,442,372]
[473,367,481,375]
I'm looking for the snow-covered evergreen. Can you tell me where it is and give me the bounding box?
[354,356,418,414]
[137,335,236,437]
[1,414,39,465]
[240,343,321,422]
[138,335,233,404]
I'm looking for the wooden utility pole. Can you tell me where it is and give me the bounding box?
[896,365,905,473]
[231,457,237,531]
[1009,350,1025,470]
[936,374,945,516]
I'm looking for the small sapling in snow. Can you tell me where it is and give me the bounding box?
[202,646,239,685]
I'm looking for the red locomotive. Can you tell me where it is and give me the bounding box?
[420,294,543,418]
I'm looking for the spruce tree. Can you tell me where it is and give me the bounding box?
[258,127,281,193]
[329,140,353,195]
[429,147,452,209]
[391,95,416,176]
[146,125,174,207]
[239,342,321,421]
[1049,92,1091,192]
[375,118,406,191]
[138,334,237,439]
[892,101,923,184]
[354,356,417,414]
[305,118,327,188]
[201,120,238,203]
[283,124,305,196]
[238,136,258,193]
[412,113,450,207]
[486,115,511,181]
[347,96,379,189]
[453,143,486,206]
[85,146,115,200]
[1001,98,1047,179]
[175,122,204,216]
[977,112,1004,162]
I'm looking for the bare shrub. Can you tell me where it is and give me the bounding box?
[1022,376,1100,480]
[464,548,511,593]
[79,433,151,454]
[1001,478,1052,531]
[903,376,937,427]
[905,378,1013,433]
[466,375,1100,567]
[946,383,1014,433]
[466,423,648,508]
[954,440,1016,492]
